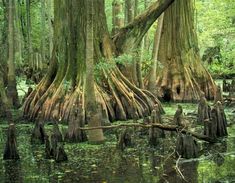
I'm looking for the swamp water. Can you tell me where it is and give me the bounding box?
[0,103,235,183]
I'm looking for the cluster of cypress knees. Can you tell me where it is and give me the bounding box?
[116,89,228,159]
[3,88,228,161]
[3,121,68,162]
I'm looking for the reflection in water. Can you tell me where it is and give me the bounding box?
[4,160,23,183]
[0,122,235,183]
[149,151,161,176]
[158,158,198,183]
[204,140,227,166]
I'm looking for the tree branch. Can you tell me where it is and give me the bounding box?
[113,0,175,54]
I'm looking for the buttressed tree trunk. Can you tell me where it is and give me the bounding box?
[154,0,215,102]
[23,0,171,129]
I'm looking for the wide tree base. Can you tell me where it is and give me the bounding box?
[23,68,163,125]
[154,63,215,102]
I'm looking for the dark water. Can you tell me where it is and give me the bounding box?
[0,104,235,183]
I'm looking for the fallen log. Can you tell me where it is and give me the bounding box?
[79,123,216,143]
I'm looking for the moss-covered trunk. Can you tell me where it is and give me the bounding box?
[154,0,215,102]
[23,0,162,130]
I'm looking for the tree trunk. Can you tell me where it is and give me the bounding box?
[155,0,215,102]
[14,0,23,68]
[144,0,151,51]
[0,1,9,114]
[85,0,104,143]
[7,0,20,108]
[0,71,11,117]
[46,0,53,59]
[147,14,164,94]
[0,1,8,72]
[40,0,46,63]
[112,0,124,36]
[134,0,144,89]
[117,0,175,87]
[26,0,33,64]
[23,0,164,129]
[120,0,138,85]
[125,0,134,24]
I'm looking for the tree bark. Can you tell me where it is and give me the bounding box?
[134,0,144,89]
[112,0,124,36]
[14,0,23,68]
[125,0,134,25]
[155,0,215,102]
[40,0,46,63]
[147,14,164,94]
[85,0,104,143]
[26,0,33,64]
[7,0,20,108]
[46,0,53,59]
[143,0,151,51]
[0,1,8,73]
[0,71,11,116]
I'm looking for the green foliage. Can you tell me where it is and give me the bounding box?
[94,54,134,81]
[196,0,235,76]
[114,53,133,65]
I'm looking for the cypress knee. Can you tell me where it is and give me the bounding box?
[53,122,63,142]
[197,92,210,124]
[31,120,46,144]
[175,133,199,159]
[3,123,20,160]
[117,128,132,151]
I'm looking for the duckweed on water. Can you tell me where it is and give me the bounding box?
[0,104,235,183]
